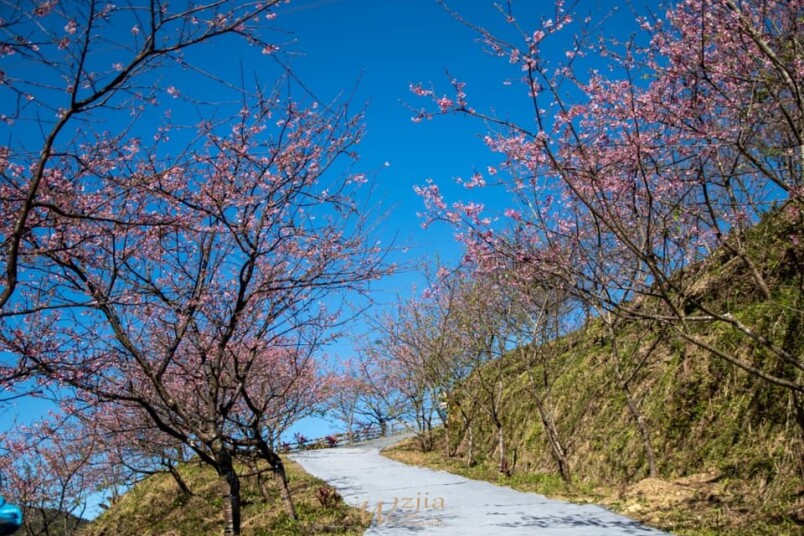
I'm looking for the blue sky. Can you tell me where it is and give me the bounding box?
[277,0,521,283]
[269,0,654,295]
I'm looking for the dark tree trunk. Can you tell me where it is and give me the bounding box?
[254,437,297,519]
[535,400,571,485]
[495,421,508,475]
[615,363,658,478]
[166,460,193,497]
[216,450,241,536]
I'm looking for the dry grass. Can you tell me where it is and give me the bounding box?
[79,460,369,536]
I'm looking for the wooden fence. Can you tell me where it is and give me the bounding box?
[281,422,404,453]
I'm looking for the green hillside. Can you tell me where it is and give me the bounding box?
[77,460,368,536]
[386,208,804,535]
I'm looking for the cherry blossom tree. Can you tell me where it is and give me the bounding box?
[370,268,489,457]
[495,271,578,484]
[0,413,99,536]
[423,270,519,474]
[368,333,439,451]
[0,0,284,311]
[365,297,444,452]
[328,370,365,444]
[338,351,406,438]
[413,0,803,404]
[1,61,389,536]
[0,3,393,535]
[1,400,196,534]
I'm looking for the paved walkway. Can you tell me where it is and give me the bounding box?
[291,435,669,535]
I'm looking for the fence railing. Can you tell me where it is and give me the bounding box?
[281,422,404,454]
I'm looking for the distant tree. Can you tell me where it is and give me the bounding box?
[422,271,519,475]
[349,350,406,437]
[369,268,488,456]
[0,414,96,536]
[366,300,441,452]
[487,267,577,485]
[329,355,407,444]
[328,370,364,444]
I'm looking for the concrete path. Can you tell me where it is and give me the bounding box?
[291,435,669,535]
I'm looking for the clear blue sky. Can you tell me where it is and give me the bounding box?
[270,0,655,293]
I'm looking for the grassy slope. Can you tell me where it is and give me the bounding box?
[78,460,369,536]
[386,208,804,535]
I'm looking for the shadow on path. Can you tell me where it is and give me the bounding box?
[291,434,669,535]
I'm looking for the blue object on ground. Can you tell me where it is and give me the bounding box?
[0,496,22,535]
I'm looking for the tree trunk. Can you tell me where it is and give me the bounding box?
[216,450,241,536]
[416,403,433,452]
[273,460,297,519]
[167,460,193,497]
[496,422,508,475]
[608,324,660,479]
[466,423,475,467]
[535,400,571,485]
[615,364,658,478]
[254,438,297,519]
[348,413,355,444]
[457,406,475,466]
[435,392,451,458]
[444,416,451,458]
[525,357,571,485]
